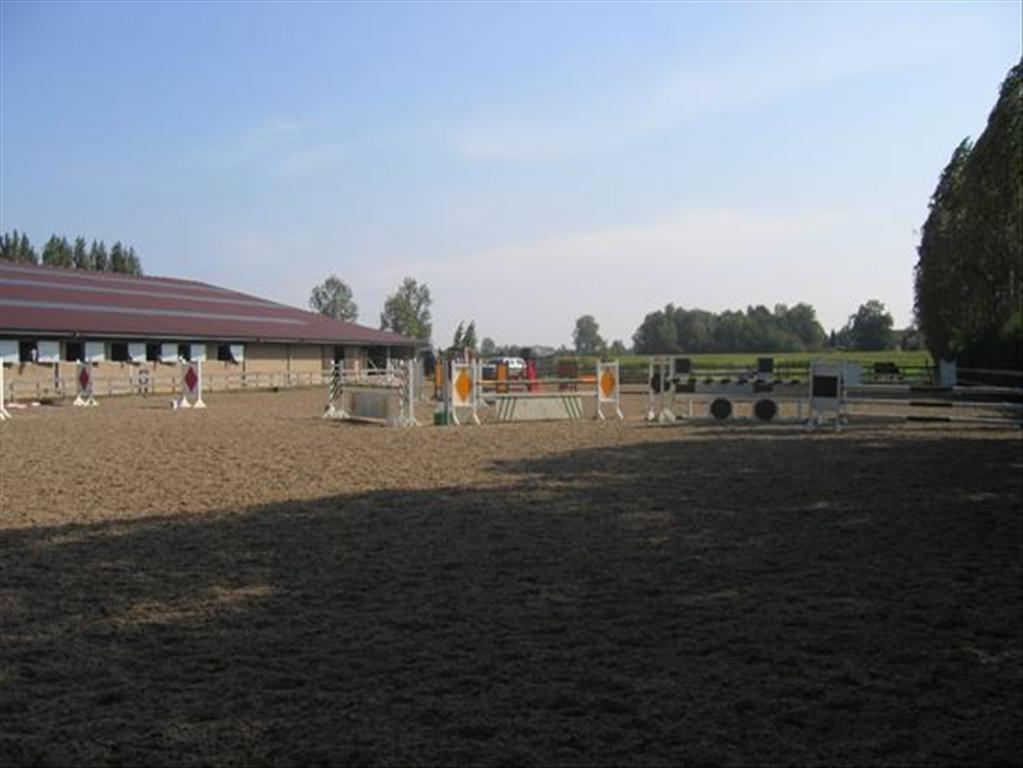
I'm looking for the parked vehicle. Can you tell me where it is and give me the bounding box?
[482,356,526,379]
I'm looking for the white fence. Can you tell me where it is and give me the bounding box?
[1,368,334,402]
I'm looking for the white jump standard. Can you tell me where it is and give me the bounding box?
[646,356,692,423]
[596,360,624,420]
[446,360,481,425]
[806,361,843,431]
[73,361,99,407]
[176,360,207,409]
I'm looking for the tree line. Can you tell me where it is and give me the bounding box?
[308,273,901,357]
[915,58,1021,369]
[1,230,144,275]
[631,303,827,354]
[572,300,896,356]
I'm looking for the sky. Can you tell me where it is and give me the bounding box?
[2,2,1021,349]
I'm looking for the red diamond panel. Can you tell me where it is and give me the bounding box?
[78,367,90,390]
[184,366,198,392]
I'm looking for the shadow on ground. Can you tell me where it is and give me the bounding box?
[2,432,1021,766]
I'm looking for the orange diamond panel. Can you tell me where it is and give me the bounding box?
[600,369,615,398]
[454,370,472,403]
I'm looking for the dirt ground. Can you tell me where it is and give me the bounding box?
[1,388,1020,767]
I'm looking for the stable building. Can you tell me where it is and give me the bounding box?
[0,261,418,399]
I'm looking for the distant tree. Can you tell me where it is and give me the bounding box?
[0,230,38,263]
[713,310,752,351]
[451,321,466,350]
[380,277,432,341]
[608,339,628,356]
[633,305,678,354]
[463,321,478,351]
[41,235,73,267]
[448,320,478,353]
[109,241,128,273]
[3,232,144,273]
[776,302,827,349]
[634,301,829,354]
[843,299,896,351]
[674,308,715,353]
[898,325,926,351]
[480,337,497,356]
[90,241,109,271]
[72,237,89,269]
[125,246,143,275]
[309,275,358,321]
[19,232,36,264]
[573,315,606,355]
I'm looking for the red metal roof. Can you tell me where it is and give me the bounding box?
[0,262,419,346]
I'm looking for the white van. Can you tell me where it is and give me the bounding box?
[483,356,526,379]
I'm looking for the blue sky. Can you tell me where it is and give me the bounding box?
[2,2,1020,348]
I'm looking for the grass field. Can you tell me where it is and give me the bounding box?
[564,350,934,383]
[1,388,1020,766]
[607,350,932,369]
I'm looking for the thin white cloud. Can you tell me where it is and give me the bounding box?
[451,11,976,161]
[195,117,347,177]
[366,207,870,348]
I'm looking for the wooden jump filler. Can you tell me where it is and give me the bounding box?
[324,359,419,427]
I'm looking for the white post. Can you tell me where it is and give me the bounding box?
[324,361,341,419]
[193,359,206,409]
[402,357,419,427]
[807,360,842,432]
[0,364,10,421]
[646,357,655,421]
[939,360,957,388]
[663,359,677,422]
[177,359,191,408]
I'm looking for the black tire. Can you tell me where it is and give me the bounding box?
[710,398,732,420]
[754,398,777,421]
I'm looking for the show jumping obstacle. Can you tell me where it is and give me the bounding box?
[646,356,690,422]
[445,358,623,425]
[176,360,207,409]
[652,357,1020,430]
[73,361,99,407]
[324,359,418,427]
